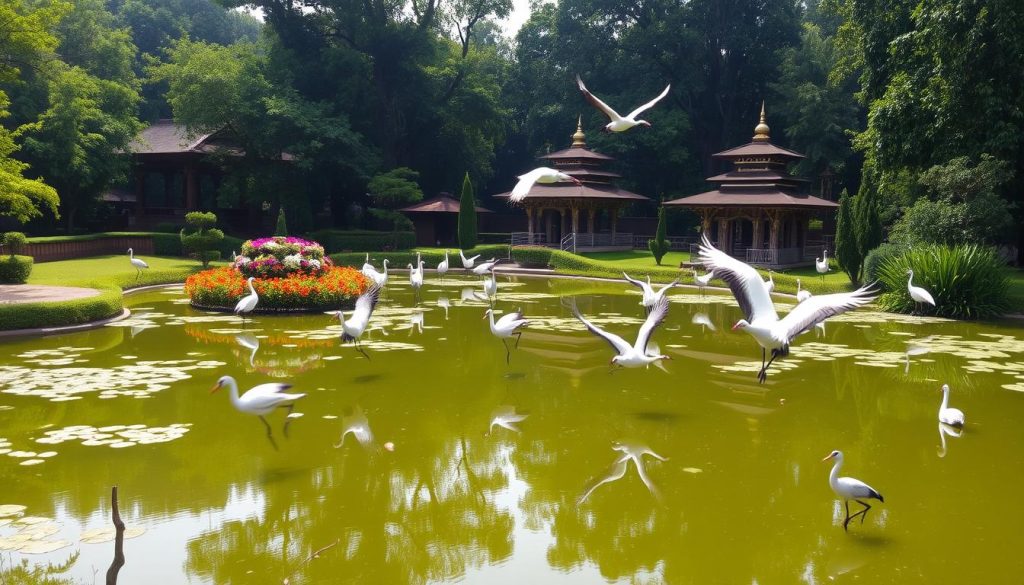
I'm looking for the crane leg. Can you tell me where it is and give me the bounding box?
[282,404,295,438]
[514,331,523,348]
[502,338,510,364]
[853,499,872,524]
[355,340,370,360]
[759,350,780,384]
[259,416,278,451]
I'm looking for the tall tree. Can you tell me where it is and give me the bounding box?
[458,172,477,249]
[833,189,860,283]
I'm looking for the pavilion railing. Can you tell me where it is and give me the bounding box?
[746,247,803,266]
[510,232,546,246]
[633,235,695,250]
[572,232,633,248]
[560,232,576,253]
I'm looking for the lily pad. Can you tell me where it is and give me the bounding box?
[0,505,26,518]
[19,539,71,554]
[79,526,146,544]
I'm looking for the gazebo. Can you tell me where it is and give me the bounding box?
[493,120,649,251]
[664,105,838,267]
[400,192,493,246]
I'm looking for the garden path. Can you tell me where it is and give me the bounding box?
[0,284,100,304]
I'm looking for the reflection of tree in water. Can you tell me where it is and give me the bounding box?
[184,430,515,584]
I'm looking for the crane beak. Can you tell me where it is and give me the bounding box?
[731,322,742,331]
[209,382,222,394]
[821,453,835,462]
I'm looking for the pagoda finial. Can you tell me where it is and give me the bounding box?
[752,101,770,142]
[572,116,587,148]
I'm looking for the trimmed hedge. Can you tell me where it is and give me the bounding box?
[0,286,122,331]
[331,245,509,269]
[309,229,416,253]
[0,256,33,284]
[863,243,903,284]
[24,231,247,259]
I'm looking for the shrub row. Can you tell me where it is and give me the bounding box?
[0,286,123,332]
[309,230,416,253]
[0,256,33,284]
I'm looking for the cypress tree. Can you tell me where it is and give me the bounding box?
[648,206,670,265]
[458,172,477,249]
[274,207,288,236]
[834,189,861,283]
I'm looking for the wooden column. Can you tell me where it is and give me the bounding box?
[526,207,534,239]
[700,210,712,234]
[752,215,763,249]
[587,209,596,234]
[769,212,781,252]
[545,209,555,243]
[571,206,580,234]
[611,208,618,236]
[718,218,731,255]
[185,164,199,211]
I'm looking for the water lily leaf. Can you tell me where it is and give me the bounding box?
[19,539,71,554]
[79,526,146,544]
[0,505,26,517]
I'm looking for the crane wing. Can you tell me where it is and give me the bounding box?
[576,75,623,121]
[510,168,546,203]
[626,84,671,120]
[697,234,777,323]
[776,284,878,341]
[572,303,632,356]
[634,296,669,353]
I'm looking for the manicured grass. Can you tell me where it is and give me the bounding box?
[0,255,222,332]
[1008,270,1024,313]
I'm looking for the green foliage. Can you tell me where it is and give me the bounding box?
[458,172,478,250]
[877,245,1010,319]
[0,285,121,331]
[153,222,182,233]
[3,231,28,256]
[366,168,421,231]
[862,242,903,283]
[647,207,670,265]
[834,190,861,283]
[510,247,553,268]
[853,186,882,259]
[0,255,33,284]
[890,156,1015,246]
[274,208,288,236]
[180,211,224,267]
[308,230,415,253]
[0,549,79,584]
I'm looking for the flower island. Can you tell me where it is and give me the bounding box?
[185,236,368,313]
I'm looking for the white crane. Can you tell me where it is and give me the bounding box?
[692,312,716,332]
[234,333,259,367]
[334,406,374,449]
[437,250,449,281]
[510,167,582,203]
[796,278,812,303]
[576,74,671,133]
[459,250,480,269]
[234,277,259,324]
[764,270,775,293]
[906,269,936,313]
[408,254,424,296]
[484,308,528,364]
[210,375,305,448]
[362,258,389,288]
[816,249,830,282]
[332,284,381,358]
[692,269,715,297]
[623,272,678,312]
[938,383,965,428]
[127,248,149,280]
[822,450,884,531]
[472,258,500,275]
[573,297,671,369]
[482,270,497,301]
[698,235,876,383]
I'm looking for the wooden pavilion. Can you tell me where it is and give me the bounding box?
[400,192,493,246]
[664,105,838,267]
[493,120,649,251]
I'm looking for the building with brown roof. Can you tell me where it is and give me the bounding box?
[399,193,493,246]
[492,120,650,251]
[664,105,838,267]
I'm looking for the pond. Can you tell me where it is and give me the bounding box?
[1,274,1023,583]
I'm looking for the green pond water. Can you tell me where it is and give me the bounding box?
[1,275,1024,584]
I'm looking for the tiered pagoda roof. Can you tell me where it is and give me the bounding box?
[665,104,836,210]
[493,119,648,202]
[400,192,492,214]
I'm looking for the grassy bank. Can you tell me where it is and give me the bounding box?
[0,255,221,332]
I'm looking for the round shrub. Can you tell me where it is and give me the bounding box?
[876,244,1010,319]
[3,231,27,256]
[863,243,904,284]
[185,265,367,312]
[236,236,328,278]
[0,255,32,284]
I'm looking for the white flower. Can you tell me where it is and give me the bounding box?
[309,259,321,270]
[236,256,252,266]
[283,254,302,269]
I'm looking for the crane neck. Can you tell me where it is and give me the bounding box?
[225,377,242,409]
[940,387,949,411]
[248,278,257,296]
[907,271,915,289]
[829,456,843,489]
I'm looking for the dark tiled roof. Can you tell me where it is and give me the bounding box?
[713,141,805,159]
[664,188,838,208]
[129,120,210,154]
[494,183,649,201]
[540,146,615,161]
[400,194,492,213]
[705,170,808,183]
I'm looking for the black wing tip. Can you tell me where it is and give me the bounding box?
[873,490,884,502]
[341,332,354,342]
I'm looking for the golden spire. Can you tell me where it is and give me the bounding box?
[752,101,770,142]
[572,115,587,147]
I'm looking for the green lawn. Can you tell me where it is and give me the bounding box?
[29,255,220,288]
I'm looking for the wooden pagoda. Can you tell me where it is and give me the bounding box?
[664,105,837,267]
[493,119,649,251]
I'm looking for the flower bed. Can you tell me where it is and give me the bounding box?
[185,265,368,312]
[235,236,328,278]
